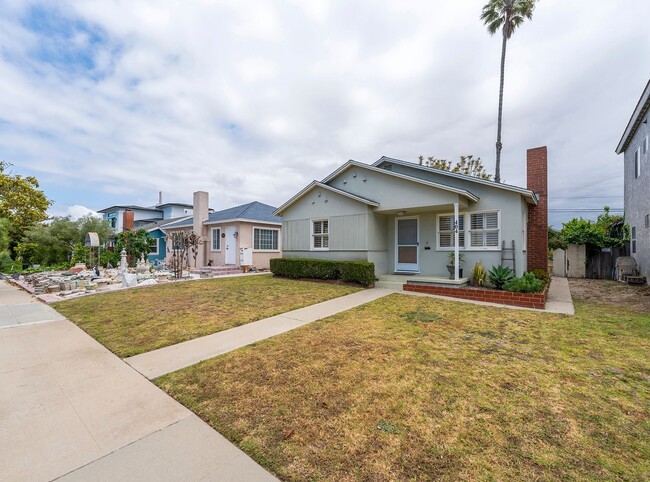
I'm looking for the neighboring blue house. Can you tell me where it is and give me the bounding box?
[138,217,192,263]
[98,194,195,263]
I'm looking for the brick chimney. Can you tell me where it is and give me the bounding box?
[526,146,548,273]
[122,210,135,232]
[193,191,209,267]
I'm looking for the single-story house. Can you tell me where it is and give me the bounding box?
[274,147,548,282]
[162,192,282,270]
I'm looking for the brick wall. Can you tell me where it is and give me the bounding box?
[122,210,135,231]
[527,146,548,272]
[403,284,547,309]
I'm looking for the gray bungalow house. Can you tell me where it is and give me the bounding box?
[275,147,548,284]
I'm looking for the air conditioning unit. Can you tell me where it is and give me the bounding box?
[240,247,253,267]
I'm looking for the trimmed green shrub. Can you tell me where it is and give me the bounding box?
[488,265,514,290]
[270,258,375,287]
[530,268,550,284]
[504,272,545,293]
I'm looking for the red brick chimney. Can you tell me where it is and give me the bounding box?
[527,146,548,273]
[123,210,135,232]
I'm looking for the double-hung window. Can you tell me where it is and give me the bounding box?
[438,214,465,249]
[254,228,279,251]
[635,148,641,178]
[211,227,221,251]
[312,219,329,250]
[631,226,637,254]
[469,212,499,248]
[149,238,159,255]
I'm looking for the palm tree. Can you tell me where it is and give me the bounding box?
[481,0,536,183]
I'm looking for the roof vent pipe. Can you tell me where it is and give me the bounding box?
[158,191,163,205]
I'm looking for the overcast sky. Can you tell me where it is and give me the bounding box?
[1,0,648,227]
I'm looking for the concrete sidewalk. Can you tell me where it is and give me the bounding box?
[126,288,394,379]
[0,282,276,481]
[0,281,66,328]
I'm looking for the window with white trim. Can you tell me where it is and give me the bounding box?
[438,214,465,249]
[312,219,329,249]
[635,148,641,178]
[149,237,159,255]
[469,212,499,248]
[254,228,279,250]
[211,227,221,251]
[631,226,637,254]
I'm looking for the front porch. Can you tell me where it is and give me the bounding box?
[375,273,469,290]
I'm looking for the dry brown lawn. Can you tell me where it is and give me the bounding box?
[53,275,361,357]
[569,277,650,312]
[157,292,650,481]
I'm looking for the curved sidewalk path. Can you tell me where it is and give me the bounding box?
[126,288,394,379]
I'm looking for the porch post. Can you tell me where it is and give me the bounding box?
[454,202,459,281]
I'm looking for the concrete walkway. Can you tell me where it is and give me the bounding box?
[544,276,575,315]
[0,281,66,328]
[126,288,393,379]
[0,283,276,481]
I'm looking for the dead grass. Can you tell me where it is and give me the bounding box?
[53,275,360,357]
[157,293,650,481]
[569,278,650,313]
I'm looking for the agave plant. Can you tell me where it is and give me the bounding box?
[488,265,514,290]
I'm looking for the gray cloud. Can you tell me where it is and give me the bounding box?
[0,0,647,228]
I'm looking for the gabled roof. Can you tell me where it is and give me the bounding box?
[274,181,380,216]
[163,202,282,229]
[321,160,481,202]
[139,216,193,232]
[372,156,538,203]
[616,78,650,154]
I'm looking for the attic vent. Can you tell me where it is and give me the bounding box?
[383,164,393,171]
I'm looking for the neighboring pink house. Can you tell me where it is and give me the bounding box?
[162,191,282,270]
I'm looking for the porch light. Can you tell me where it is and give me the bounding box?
[396,210,406,216]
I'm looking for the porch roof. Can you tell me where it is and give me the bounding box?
[321,160,480,203]
[372,156,538,204]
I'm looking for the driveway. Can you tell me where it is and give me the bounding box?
[0,281,276,481]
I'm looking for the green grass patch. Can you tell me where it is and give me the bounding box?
[53,275,361,357]
[157,294,650,481]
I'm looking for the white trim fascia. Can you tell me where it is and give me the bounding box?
[616,79,650,154]
[372,157,538,204]
[321,160,480,202]
[274,181,379,216]
[204,218,282,226]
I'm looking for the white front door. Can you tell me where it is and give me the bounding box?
[395,217,419,272]
[225,226,237,265]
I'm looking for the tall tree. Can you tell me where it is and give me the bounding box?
[0,161,52,254]
[481,0,536,183]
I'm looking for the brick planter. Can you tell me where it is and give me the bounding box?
[403,283,547,309]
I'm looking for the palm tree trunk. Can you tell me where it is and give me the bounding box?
[495,28,508,183]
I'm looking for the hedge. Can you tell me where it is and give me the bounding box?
[270,258,375,287]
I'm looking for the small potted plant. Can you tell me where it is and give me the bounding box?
[446,252,464,279]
